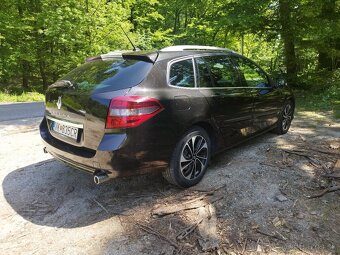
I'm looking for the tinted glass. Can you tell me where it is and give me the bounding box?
[169,59,195,87]
[201,55,238,87]
[196,57,213,87]
[234,57,269,88]
[60,58,153,93]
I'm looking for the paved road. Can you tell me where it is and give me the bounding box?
[0,102,45,122]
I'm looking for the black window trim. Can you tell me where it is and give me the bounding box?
[166,53,272,90]
[167,56,197,89]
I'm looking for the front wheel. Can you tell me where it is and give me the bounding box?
[163,126,211,188]
[275,101,294,135]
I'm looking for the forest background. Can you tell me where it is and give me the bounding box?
[0,0,339,115]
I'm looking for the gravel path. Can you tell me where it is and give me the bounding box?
[0,112,339,255]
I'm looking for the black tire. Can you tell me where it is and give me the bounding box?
[275,101,294,135]
[163,126,211,188]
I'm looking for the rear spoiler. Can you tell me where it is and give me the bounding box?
[122,51,158,63]
[85,51,159,63]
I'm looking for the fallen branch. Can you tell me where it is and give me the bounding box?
[307,186,340,199]
[260,162,279,168]
[282,151,288,164]
[282,150,328,169]
[188,184,226,193]
[282,149,314,159]
[137,223,179,249]
[176,219,202,240]
[334,159,340,171]
[295,246,313,255]
[182,194,211,205]
[92,199,109,214]
[241,238,247,254]
[255,229,286,241]
[322,173,340,179]
[309,160,321,168]
[308,148,340,156]
[152,195,223,216]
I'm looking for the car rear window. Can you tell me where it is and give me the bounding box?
[60,58,153,93]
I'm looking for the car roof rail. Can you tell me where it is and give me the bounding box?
[160,45,234,52]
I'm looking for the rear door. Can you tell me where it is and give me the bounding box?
[196,55,254,146]
[232,56,284,132]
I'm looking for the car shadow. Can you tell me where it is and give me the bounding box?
[0,131,283,230]
[2,159,175,228]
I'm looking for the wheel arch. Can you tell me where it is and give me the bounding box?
[191,121,220,154]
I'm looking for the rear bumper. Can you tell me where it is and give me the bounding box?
[40,117,168,177]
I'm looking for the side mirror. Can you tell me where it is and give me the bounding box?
[275,78,287,87]
[272,69,287,88]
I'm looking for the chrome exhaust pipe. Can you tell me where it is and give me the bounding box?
[93,171,109,185]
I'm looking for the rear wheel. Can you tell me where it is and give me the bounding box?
[275,101,294,135]
[163,127,211,188]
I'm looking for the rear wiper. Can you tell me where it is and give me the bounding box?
[48,80,74,89]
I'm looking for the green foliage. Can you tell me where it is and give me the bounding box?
[0,0,338,109]
[296,70,340,118]
[0,92,44,102]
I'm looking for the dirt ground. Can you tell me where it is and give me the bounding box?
[0,111,339,255]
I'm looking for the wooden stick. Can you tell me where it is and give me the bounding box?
[260,162,279,168]
[92,199,109,214]
[282,149,313,159]
[307,186,340,199]
[296,246,313,255]
[176,219,202,240]
[152,195,223,216]
[188,184,226,193]
[282,149,328,166]
[322,173,340,179]
[137,223,179,249]
[308,148,340,156]
[256,229,286,241]
[241,238,247,254]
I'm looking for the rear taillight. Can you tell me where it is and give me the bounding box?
[106,96,164,129]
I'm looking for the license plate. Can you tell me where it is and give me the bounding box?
[51,121,79,140]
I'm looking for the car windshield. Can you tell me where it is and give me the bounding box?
[60,58,153,93]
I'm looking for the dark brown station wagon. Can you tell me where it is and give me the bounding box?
[40,45,295,188]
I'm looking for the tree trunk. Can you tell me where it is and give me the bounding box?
[129,5,137,32]
[184,9,188,30]
[318,52,332,70]
[39,60,48,90]
[173,9,180,33]
[17,4,29,89]
[22,61,29,89]
[278,0,297,87]
[318,0,336,70]
[240,34,244,56]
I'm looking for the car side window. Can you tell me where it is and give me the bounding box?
[169,59,195,87]
[196,57,213,87]
[198,55,238,87]
[234,57,270,88]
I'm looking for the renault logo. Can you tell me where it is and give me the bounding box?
[57,96,62,110]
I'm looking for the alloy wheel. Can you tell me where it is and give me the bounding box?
[282,104,293,132]
[180,135,209,180]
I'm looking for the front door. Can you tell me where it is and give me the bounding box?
[232,56,284,132]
